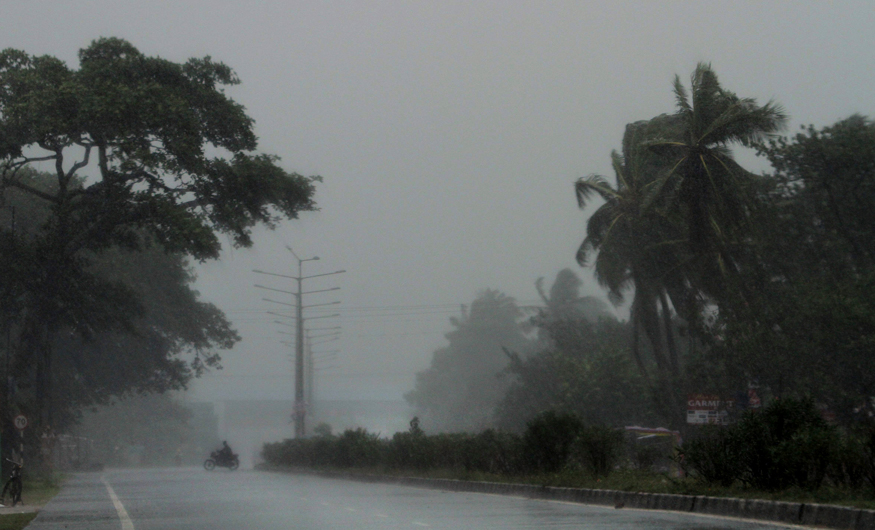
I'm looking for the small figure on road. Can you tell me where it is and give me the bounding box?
[217,441,234,462]
[204,442,239,471]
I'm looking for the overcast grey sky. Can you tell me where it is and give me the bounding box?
[1,1,873,403]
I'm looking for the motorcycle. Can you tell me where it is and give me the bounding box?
[1,459,22,506]
[204,451,239,471]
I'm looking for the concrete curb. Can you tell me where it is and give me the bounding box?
[265,467,875,529]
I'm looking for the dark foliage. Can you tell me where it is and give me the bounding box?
[572,425,625,477]
[521,411,583,473]
[683,398,838,491]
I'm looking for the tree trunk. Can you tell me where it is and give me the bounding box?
[659,290,679,375]
[636,294,669,373]
[630,314,648,378]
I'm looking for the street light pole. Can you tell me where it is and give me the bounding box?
[254,249,344,439]
[293,252,316,439]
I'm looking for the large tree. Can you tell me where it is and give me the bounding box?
[0,170,238,442]
[576,118,690,377]
[713,116,875,419]
[405,290,533,432]
[497,272,653,431]
[0,39,318,425]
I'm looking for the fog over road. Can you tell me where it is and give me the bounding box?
[25,468,799,529]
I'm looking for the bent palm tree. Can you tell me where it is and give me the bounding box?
[645,63,787,299]
[576,145,688,377]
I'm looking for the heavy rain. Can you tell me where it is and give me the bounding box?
[0,1,873,529]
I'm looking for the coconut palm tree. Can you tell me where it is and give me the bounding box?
[645,63,787,299]
[576,144,689,377]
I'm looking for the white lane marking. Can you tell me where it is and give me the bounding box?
[344,507,357,512]
[374,513,389,518]
[412,522,430,527]
[101,476,135,530]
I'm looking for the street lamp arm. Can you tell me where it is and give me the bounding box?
[255,284,298,296]
[253,269,301,280]
[267,311,296,318]
[307,331,341,339]
[303,301,341,309]
[306,313,340,321]
[301,270,346,280]
[302,287,340,295]
[263,298,296,307]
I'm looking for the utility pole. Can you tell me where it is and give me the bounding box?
[305,327,340,425]
[306,333,312,419]
[254,247,344,438]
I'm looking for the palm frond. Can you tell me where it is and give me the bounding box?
[699,98,788,146]
[672,74,692,117]
[689,63,726,141]
[643,139,687,152]
[641,155,686,210]
[575,174,618,208]
[578,202,618,264]
[576,238,595,267]
[585,203,622,250]
[593,240,632,298]
[610,150,629,191]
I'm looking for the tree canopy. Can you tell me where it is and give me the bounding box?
[0,37,318,259]
[405,290,533,432]
[0,38,318,427]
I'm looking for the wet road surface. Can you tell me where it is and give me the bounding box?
[27,468,800,529]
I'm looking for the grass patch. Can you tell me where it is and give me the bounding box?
[0,513,37,530]
[0,475,62,530]
[20,476,61,507]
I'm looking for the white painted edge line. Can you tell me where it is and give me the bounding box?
[101,476,135,530]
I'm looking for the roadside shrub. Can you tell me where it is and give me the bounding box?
[430,433,468,469]
[856,423,875,489]
[737,398,836,490]
[459,429,523,474]
[681,426,742,487]
[262,438,317,467]
[388,417,433,470]
[629,438,670,472]
[308,433,337,467]
[522,411,583,472]
[572,425,624,477]
[829,432,867,488]
[333,428,383,468]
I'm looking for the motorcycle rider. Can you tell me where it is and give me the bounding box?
[216,441,234,463]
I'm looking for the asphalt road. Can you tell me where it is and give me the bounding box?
[26,468,799,529]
